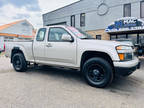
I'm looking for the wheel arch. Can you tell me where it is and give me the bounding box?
[80,51,114,71]
[11,47,25,63]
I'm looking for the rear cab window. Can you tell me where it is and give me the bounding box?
[36,28,46,41]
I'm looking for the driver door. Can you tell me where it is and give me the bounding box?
[44,27,77,66]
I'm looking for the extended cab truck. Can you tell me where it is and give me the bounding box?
[5,25,140,88]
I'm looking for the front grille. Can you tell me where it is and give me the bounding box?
[125,53,133,61]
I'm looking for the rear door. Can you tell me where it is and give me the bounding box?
[33,28,46,63]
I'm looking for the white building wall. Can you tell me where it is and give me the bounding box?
[43,0,142,31]
[0,20,34,36]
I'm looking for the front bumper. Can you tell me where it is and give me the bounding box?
[113,57,140,76]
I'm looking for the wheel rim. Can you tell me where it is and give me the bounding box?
[13,56,21,70]
[88,64,105,82]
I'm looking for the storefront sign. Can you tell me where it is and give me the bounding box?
[105,17,144,33]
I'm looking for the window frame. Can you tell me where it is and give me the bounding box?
[36,28,46,41]
[123,3,131,17]
[80,13,85,27]
[48,27,74,42]
[140,1,144,18]
[71,15,75,27]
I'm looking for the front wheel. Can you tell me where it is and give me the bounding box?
[82,57,113,88]
[12,53,27,72]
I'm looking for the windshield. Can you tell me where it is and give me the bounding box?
[67,26,94,39]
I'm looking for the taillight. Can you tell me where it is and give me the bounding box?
[4,43,5,52]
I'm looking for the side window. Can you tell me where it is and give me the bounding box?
[36,28,46,41]
[48,27,70,42]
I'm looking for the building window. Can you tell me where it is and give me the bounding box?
[71,15,75,27]
[47,22,67,26]
[123,3,131,17]
[110,35,117,40]
[117,34,127,39]
[80,13,85,27]
[128,34,137,44]
[140,1,144,18]
[96,35,101,40]
[139,33,144,44]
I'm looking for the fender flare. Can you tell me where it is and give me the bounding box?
[11,47,27,62]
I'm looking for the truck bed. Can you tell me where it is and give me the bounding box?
[5,41,34,62]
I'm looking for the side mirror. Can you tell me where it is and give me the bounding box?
[61,34,74,42]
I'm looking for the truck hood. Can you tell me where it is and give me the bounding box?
[80,39,130,47]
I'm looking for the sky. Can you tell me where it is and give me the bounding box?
[0,0,79,28]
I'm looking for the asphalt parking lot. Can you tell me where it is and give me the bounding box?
[0,55,144,108]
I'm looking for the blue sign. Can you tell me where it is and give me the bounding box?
[106,17,144,33]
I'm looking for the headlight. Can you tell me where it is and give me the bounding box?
[116,46,133,61]
[116,46,132,50]
[118,53,133,61]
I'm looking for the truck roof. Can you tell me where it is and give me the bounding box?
[43,25,69,28]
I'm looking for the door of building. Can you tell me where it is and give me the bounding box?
[139,33,144,45]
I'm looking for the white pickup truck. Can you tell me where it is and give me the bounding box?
[5,25,140,88]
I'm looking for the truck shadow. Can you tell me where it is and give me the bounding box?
[27,64,144,94]
[108,76,142,92]
[28,65,84,84]
[107,58,144,94]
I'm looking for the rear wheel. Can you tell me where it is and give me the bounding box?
[12,53,27,72]
[82,57,113,88]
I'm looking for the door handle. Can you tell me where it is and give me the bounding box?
[46,43,52,47]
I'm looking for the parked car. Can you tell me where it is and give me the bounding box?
[5,25,140,88]
[0,37,5,53]
[135,38,144,56]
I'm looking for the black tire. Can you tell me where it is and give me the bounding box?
[12,53,27,72]
[82,57,113,88]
